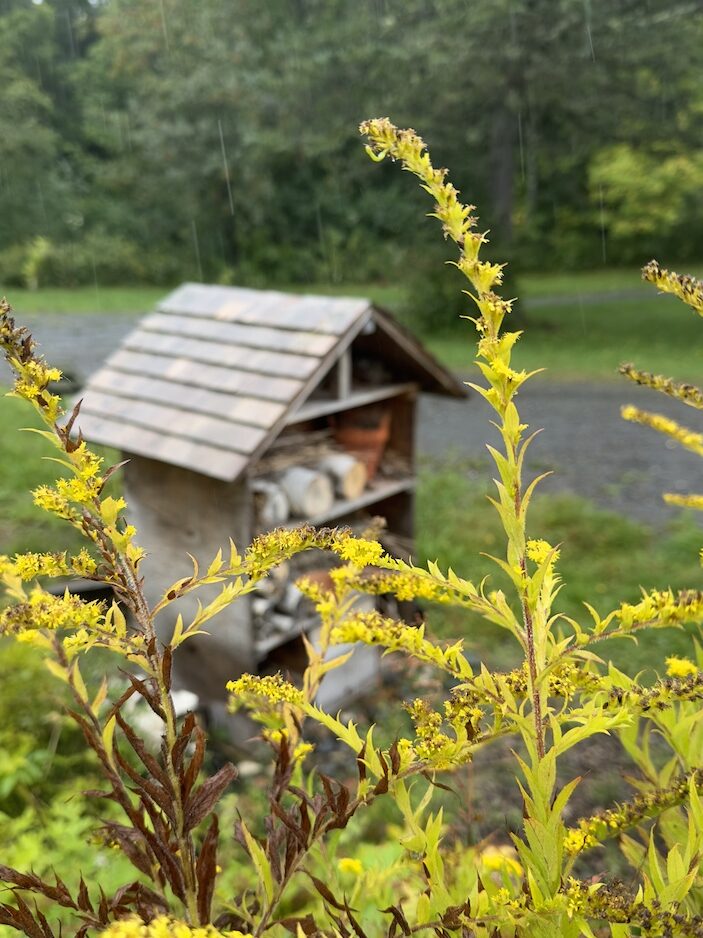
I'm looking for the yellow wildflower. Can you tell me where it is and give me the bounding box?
[334,536,386,568]
[0,589,103,637]
[526,539,559,565]
[665,656,698,678]
[337,857,363,876]
[226,673,304,707]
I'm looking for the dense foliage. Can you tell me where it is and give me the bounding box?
[3,118,703,936]
[1,0,702,292]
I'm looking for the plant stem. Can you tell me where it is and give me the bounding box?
[156,668,200,924]
[520,557,545,760]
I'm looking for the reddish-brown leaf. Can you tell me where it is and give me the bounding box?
[0,867,76,909]
[115,712,170,788]
[306,874,346,911]
[171,712,197,773]
[196,814,219,925]
[181,723,206,801]
[184,763,237,832]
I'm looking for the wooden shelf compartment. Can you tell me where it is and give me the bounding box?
[281,475,415,528]
[284,382,417,425]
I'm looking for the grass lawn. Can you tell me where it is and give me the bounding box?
[0,396,85,559]
[520,266,661,297]
[426,290,703,381]
[1,286,165,315]
[0,395,117,560]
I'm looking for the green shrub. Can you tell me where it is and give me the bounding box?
[19,233,180,289]
[4,119,703,937]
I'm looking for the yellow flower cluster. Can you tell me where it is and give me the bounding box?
[444,689,483,737]
[0,588,103,637]
[331,611,471,677]
[525,539,559,565]
[32,484,79,521]
[665,655,699,678]
[5,548,97,581]
[11,360,63,423]
[337,857,363,876]
[0,302,66,423]
[405,698,454,763]
[618,588,703,630]
[620,363,703,410]
[334,536,387,568]
[98,917,246,938]
[226,673,305,708]
[496,662,602,703]
[621,405,703,458]
[642,259,703,316]
[244,525,342,579]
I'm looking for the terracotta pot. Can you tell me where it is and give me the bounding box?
[333,410,391,481]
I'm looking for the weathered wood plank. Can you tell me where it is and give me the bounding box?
[85,369,285,428]
[157,283,241,316]
[81,391,267,454]
[140,312,337,356]
[158,283,260,316]
[123,330,319,379]
[216,292,367,335]
[158,285,367,336]
[107,349,303,402]
[77,412,248,481]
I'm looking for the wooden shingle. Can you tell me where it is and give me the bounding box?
[78,284,465,480]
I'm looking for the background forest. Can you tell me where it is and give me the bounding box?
[2,0,703,303]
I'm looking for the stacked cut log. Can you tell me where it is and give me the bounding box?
[251,450,367,529]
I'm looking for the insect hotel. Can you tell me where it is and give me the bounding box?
[76,284,465,728]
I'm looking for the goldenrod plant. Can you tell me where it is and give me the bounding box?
[2,120,703,936]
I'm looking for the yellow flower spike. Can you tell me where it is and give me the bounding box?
[663,493,703,510]
[621,405,703,458]
[618,588,703,630]
[620,363,703,410]
[642,259,703,316]
[226,673,305,707]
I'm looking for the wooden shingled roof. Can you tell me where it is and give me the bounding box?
[77,283,465,481]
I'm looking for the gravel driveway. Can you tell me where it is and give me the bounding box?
[3,313,700,526]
